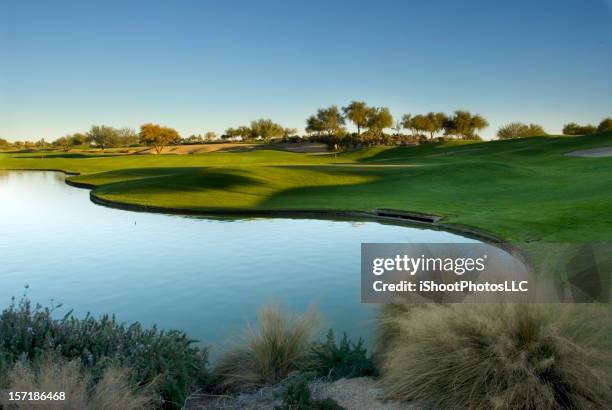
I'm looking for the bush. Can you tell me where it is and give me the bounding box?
[563,122,597,135]
[597,117,612,133]
[497,122,547,139]
[214,304,319,389]
[0,357,155,409]
[0,296,209,409]
[274,373,344,410]
[310,330,377,380]
[377,304,612,409]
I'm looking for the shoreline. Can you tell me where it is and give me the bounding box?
[5,167,531,268]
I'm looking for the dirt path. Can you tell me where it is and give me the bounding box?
[184,377,418,409]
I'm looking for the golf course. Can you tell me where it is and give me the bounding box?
[3,134,612,408]
[2,131,611,244]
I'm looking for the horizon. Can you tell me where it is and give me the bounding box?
[1,0,611,141]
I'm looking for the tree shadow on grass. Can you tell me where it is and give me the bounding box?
[16,153,122,159]
[89,167,264,196]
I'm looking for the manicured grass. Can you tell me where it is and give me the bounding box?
[2,132,612,243]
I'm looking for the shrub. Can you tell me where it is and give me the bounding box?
[274,373,344,410]
[377,304,612,409]
[0,357,155,409]
[0,296,209,408]
[563,122,597,135]
[497,122,547,139]
[214,304,319,389]
[597,117,612,133]
[310,330,377,380]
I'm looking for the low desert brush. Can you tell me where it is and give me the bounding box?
[0,357,155,409]
[377,304,612,409]
[215,304,319,389]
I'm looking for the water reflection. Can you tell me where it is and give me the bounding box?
[0,170,477,349]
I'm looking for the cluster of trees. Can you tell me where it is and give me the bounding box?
[86,126,139,150]
[182,132,219,144]
[563,117,612,135]
[304,101,488,149]
[5,111,608,154]
[406,110,488,140]
[497,122,547,139]
[49,124,180,153]
[53,132,89,151]
[305,103,397,139]
[224,119,297,142]
[0,138,52,150]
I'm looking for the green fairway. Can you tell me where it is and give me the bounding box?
[2,132,612,243]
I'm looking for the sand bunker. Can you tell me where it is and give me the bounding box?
[566,147,612,157]
[137,142,329,155]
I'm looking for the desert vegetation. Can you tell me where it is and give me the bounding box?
[1,359,154,410]
[497,122,547,139]
[2,296,610,409]
[4,105,609,153]
[0,297,379,409]
[0,101,500,152]
[0,294,209,409]
[376,304,612,409]
[213,304,320,389]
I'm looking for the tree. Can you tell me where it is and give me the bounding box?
[562,123,580,135]
[71,132,89,146]
[283,128,299,138]
[305,106,346,136]
[526,123,546,136]
[421,112,448,140]
[87,125,118,150]
[54,135,74,151]
[392,120,403,136]
[224,128,240,139]
[250,119,284,142]
[497,122,547,139]
[342,101,369,135]
[366,107,393,134]
[444,110,489,139]
[0,138,9,149]
[116,127,138,146]
[226,125,254,140]
[563,122,597,135]
[401,114,414,135]
[138,123,181,154]
[236,126,253,140]
[597,117,612,133]
[204,131,218,141]
[410,114,429,136]
[184,134,204,144]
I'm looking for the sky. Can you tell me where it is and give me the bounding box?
[1,0,611,141]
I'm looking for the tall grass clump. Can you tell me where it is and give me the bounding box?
[214,304,319,389]
[0,357,154,409]
[0,296,209,409]
[377,304,612,409]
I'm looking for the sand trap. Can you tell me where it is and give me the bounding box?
[566,147,612,157]
[137,142,329,155]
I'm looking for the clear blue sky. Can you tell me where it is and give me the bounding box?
[1,0,611,141]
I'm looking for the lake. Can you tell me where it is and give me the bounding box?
[0,170,478,351]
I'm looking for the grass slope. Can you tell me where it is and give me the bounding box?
[2,132,612,243]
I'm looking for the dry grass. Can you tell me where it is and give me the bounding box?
[214,304,320,390]
[1,358,156,409]
[377,304,612,409]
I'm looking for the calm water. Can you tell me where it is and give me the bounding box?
[0,171,477,351]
